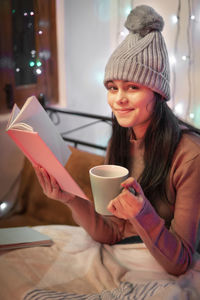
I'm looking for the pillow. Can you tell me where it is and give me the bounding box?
[66,146,105,200]
[0,147,104,227]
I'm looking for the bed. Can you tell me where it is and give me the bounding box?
[0,225,200,300]
[1,114,200,299]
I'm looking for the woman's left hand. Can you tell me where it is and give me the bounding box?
[107,177,145,219]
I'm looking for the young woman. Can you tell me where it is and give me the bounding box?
[33,5,200,276]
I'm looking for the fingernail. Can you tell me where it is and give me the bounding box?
[128,187,136,195]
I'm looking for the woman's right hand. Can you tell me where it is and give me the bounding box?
[33,164,75,204]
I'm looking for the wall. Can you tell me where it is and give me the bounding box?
[56,0,200,126]
[56,0,112,116]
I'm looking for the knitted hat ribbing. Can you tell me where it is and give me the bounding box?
[104,5,170,101]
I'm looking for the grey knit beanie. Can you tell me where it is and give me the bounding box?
[104,5,170,101]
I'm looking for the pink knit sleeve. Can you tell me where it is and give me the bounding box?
[66,196,126,244]
[129,154,200,275]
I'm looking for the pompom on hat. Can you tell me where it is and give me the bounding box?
[104,5,171,101]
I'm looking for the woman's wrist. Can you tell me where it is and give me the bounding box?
[59,191,76,205]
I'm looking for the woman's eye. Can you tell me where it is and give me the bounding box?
[107,85,117,91]
[128,85,139,90]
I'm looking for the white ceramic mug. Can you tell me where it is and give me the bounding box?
[89,165,129,215]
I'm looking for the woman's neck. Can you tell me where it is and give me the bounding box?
[131,122,150,140]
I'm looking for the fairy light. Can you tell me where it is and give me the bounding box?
[189,112,195,119]
[125,6,132,16]
[36,61,42,67]
[182,55,188,61]
[172,15,179,24]
[190,15,195,20]
[29,61,35,67]
[0,202,7,211]
[31,49,36,57]
[36,68,42,75]
[120,28,129,38]
[175,103,184,116]
[169,55,176,65]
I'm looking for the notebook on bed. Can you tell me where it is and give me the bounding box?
[0,226,53,250]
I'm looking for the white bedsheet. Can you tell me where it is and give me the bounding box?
[0,225,199,300]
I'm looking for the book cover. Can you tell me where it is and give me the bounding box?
[6,96,87,199]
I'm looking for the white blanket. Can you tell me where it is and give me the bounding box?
[0,225,200,300]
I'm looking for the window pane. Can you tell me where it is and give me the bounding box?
[12,0,37,86]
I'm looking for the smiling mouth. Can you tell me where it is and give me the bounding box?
[115,108,134,114]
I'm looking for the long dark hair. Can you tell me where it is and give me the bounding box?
[108,93,200,204]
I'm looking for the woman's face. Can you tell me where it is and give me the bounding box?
[106,80,156,139]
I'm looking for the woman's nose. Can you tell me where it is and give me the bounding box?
[116,91,129,105]
[118,97,129,105]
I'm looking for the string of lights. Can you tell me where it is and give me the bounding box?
[186,0,193,119]
[12,6,44,81]
[171,0,181,111]
[172,0,197,125]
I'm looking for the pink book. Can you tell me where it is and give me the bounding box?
[6,96,87,200]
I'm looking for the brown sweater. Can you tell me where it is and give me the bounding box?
[66,133,200,276]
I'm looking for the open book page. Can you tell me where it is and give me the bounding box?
[6,96,70,166]
[6,102,34,133]
[0,227,53,250]
[6,103,21,128]
[7,96,41,125]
